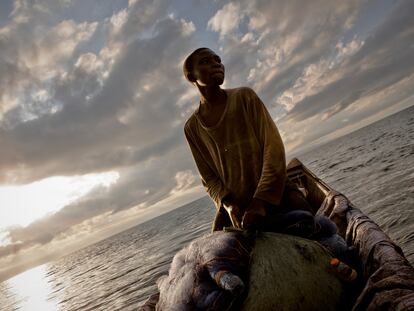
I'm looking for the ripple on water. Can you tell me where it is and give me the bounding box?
[2,106,413,311]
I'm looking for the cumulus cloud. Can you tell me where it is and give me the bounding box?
[0,5,98,121]
[0,0,413,270]
[206,0,413,155]
[170,170,197,194]
[286,1,414,123]
[0,0,201,257]
[0,3,196,183]
[207,3,242,37]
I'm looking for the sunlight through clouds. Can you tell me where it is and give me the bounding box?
[0,172,119,229]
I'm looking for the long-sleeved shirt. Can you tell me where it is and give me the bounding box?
[184,87,286,212]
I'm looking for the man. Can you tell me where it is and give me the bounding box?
[183,47,312,231]
[138,51,357,310]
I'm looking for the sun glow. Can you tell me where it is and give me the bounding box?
[6,264,58,311]
[0,172,119,229]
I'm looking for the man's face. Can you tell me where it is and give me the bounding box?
[191,49,225,86]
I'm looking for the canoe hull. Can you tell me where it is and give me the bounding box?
[287,158,414,310]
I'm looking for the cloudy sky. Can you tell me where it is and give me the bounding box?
[0,0,413,280]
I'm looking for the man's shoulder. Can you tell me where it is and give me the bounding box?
[228,87,261,110]
[228,86,256,96]
[228,87,260,106]
[184,112,198,133]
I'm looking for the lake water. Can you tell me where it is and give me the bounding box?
[0,105,413,310]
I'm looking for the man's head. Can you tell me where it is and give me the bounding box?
[183,48,225,86]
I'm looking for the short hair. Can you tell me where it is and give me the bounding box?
[183,47,211,82]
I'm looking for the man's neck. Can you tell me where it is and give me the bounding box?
[198,85,226,109]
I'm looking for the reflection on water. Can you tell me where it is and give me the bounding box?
[2,264,58,311]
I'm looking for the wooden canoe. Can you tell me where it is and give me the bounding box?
[286,158,414,310]
[140,158,414,310]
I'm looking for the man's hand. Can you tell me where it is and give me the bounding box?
[222,194,243,228]
[223,203,243,228]
[242,198,267,230]
[221,193,243,228]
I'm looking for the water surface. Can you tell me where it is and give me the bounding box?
[1,106,413,310]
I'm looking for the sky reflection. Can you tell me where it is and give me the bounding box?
[5,264,58,311]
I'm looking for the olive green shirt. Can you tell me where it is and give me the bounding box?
[184,87,286,211]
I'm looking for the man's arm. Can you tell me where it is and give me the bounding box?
[247,88,287,205]
[241,89,287,228]
[185,125,243,228]
[184,124,230,209]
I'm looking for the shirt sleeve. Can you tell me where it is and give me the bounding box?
[184,123,231,209]
[245,88,287,206]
